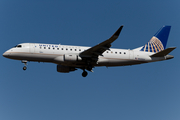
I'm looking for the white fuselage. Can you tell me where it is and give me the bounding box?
[3,43,167,68]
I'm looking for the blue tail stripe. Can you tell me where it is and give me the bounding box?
[154,26,171,49]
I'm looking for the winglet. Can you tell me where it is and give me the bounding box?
[150,47,176,57]
[109,25,124,40]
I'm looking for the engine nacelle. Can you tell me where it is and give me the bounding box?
[64,54,82,62]
[54,55,82,63]
[57,65,77,73]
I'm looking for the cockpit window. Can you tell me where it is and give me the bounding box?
[14,45,22,48]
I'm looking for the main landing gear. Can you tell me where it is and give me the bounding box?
[81,65,93,77]
[22,60,27,71]
[82,70,88,77]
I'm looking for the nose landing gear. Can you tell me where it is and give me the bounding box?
[22,60,27,71]
[23,66,27,70]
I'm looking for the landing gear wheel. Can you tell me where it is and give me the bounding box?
[23,66,27,70]
[82,71,88,77]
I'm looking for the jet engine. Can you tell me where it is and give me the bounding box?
[57,65,77,73]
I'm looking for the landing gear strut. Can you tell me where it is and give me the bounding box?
[22,60,27,71]
[82,70,88,77]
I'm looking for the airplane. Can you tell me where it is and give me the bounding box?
[3,25,176,77]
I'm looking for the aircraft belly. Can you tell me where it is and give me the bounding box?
[106,61,147,66]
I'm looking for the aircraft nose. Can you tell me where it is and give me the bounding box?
[2,52,9,58]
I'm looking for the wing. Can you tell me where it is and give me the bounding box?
[79,25,123,60]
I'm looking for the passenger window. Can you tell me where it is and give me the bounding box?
[57,48,59,50]
[119,52,121,54]
[124,52,126,54]
[48,47,50,49]
[115,52,117,54]
[62,48,63,50]
[53,48,55,50]
[44,47,46,49]
[66,48,68,50]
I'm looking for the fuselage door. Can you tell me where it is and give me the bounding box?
[129,50,134,60]
[29,43,35,53]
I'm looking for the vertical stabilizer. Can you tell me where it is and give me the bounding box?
[140,26,171,53]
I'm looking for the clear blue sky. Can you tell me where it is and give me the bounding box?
[0,0,179,120]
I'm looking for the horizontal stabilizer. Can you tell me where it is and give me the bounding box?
[150,47,176,57]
